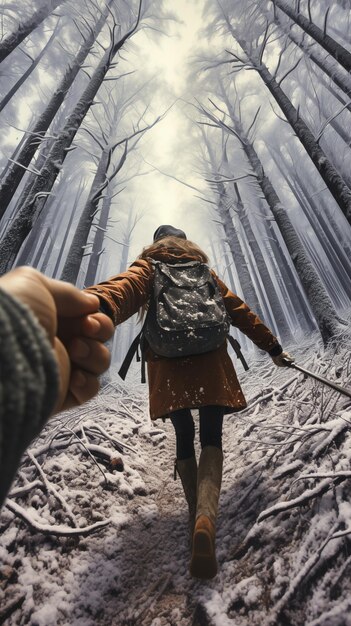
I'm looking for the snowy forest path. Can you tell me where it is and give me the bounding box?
[2,337,351,626]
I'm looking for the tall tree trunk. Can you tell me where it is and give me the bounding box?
[31,227,51,268]
[60,148,111,284]
[51,179,86,278]
[216,181,265,318]
[268,147,351,303]
[0,0,113,219]
[202,132,265,318]
[0,0,66,64]
[0,27,58,114]
[0,132,28,184]
[234,183,294,342]
[258,201,316,332]
[0,134,55,238]
[303,73,351,147]
[205,100,343,343]
[269,0,351,72]
[15,175,66,266]
[61,135,130,285]
[38,228,55,273]
[110,215,135,367]
[236,36,351,224]
[222,250,237,294]
[296,172,351,264]
[84,193,112,286]
[0,2,142,275]
[276,23,351,108]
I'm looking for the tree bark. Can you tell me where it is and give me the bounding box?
[0,0,113,219]
[0,0,66,64]
[237,37,351,224]
[0,28,57,114]
[0,2,142,275]
[270,0,351,72]
[202,132,265,319]
[51,179,86,278]
[258,201,316,332]
[268,147,351,304]
[234,183,293,342]
[277,24,351,109]
[206,101,342,343]
[84,192,112,287]
[60,148,111,284]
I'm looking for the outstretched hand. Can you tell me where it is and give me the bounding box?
[271,351,295,367]
[0,267,114,413]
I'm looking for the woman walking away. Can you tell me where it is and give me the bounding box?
[85,225,293,580]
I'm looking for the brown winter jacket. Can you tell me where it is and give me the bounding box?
[85,251,280,420]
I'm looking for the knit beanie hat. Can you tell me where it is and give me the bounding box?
[153,225,187,242]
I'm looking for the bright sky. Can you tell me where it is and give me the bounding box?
[123,0,212,258]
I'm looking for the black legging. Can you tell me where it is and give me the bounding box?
[170,406,224,460]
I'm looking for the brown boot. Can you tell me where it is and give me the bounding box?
[175,456,197,538]
[190,446,223,580]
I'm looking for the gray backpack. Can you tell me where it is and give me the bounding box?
[119,260,248,381]
[143,260,229,357]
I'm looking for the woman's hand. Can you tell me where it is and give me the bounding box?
[271,351,295,367]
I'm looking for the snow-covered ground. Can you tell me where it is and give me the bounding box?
[1,329,351,626]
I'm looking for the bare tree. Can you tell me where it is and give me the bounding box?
[198,100,344,344]
[233,181,294,341]
[257,199,316,333]
[60,110,162,285]
[0,0,115,220]
[0,25,59,114]
[83,192,113,287]
[204,2,351,223]
[0,0,67,64]
[0,1,144,275]
[233,32,351,224]
[269,0,351,72]
[302,67,351,148]
[268,147,351,306]
[201,126,294,340]
[273,19,351,109]
[200,129,265,321]
[51,178,87,278]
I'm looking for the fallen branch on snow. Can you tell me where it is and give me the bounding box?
[5,499,110,537]
[294,471,351,482]
[257,478,334,522]
[263,524,351,626]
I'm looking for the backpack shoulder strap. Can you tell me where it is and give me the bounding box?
[118,331,142,380]
[228,336,249,371]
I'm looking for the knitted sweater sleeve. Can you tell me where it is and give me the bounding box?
[0,289,59,506]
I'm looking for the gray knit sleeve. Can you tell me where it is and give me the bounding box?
[0,288,59,506]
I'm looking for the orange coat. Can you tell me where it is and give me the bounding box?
[85,252,280,420]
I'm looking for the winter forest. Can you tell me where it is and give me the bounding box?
[1,0,351,624]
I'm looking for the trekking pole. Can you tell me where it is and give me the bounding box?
[282,358,351,399]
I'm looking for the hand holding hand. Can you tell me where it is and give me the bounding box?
[271,351,295,367]
[0,267,114,413]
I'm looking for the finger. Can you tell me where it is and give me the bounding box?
[68,338,111,375]
[42,276,100,318]
[57,312,114,344]
[80,312,115,342]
